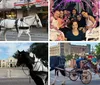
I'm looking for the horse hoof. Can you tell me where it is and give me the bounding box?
[61,83,65,85]
[61,84,65,85]
[51,83,55,85]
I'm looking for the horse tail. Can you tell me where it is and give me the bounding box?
[15,19,19,33]
[0,26,1,31]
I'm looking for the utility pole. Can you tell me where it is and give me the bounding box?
[27,0,30,16]
[2,0,6,18]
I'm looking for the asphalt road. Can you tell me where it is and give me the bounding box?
[0,78,35,85]
[0,68,48,85]
[0,27,48,41]
[50,70,100,85]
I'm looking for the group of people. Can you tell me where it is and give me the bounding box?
[76,54,100,74]
[50,8,99,41]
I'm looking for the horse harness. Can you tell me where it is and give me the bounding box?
[15,15,39,33]
[32,61,43,71]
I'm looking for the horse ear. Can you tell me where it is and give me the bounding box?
[22,50,24,52]
[18,50,20,53]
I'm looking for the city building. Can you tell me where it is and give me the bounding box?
[0,0,48,20]
[50,43,91,56]
[1,60,7,68]
[6,57,17,67]
[0,57,17,68]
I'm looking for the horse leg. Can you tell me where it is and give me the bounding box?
[0,31,3,35]
[30,71,44,85]
[60,70,66,85]
[16,30,23,41]
[61,76,66,85]
[3,29,8,41]
[45,74,48,84]
[52,69,58,85]
[25,29,31,41]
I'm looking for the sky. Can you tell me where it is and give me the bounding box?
[50,42,99,50]
[0,42,33,60]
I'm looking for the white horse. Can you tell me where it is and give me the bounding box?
[0,14,42,41]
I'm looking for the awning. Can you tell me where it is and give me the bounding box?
[14,0,48,7]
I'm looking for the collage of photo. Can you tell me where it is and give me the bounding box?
[0,0,99,85]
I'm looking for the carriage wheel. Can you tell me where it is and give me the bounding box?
[69,69,79,81]
[80,70,92,84]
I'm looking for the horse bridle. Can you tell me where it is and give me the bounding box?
[22,60,41,76]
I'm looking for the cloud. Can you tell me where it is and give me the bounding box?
[0,42,33,59]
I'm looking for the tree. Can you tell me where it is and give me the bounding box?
[29,43,48,67]
[65,54,79,61]
[65,54,73,61]
[29,43,48,61]
[95,43,100,60]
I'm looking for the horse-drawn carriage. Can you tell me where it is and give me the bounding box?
[50,56,97,85]
[86,27,100,41]
[0,14,42,41]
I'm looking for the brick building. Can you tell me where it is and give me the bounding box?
[50,43,91,56]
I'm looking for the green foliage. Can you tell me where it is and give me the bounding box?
[65,54,73,61]
[65,54,79,61]
[95,43,100,55]
[95,43,100,60]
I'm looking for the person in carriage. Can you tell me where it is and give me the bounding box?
[76,53,99,74]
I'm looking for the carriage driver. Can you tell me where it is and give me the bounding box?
[76,55,86,69]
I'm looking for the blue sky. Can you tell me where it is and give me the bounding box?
[0,42,33,60]
[50,42,99,50]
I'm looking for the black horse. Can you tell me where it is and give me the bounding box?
[15,50,48,85]
[50,56,66,85]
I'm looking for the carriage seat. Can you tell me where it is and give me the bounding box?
[86,27,100,41]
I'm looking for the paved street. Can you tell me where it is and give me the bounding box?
[0,68,48,85]
[0,27,48,41]
[0,78,35,85]
[50,70,100,85]
[0,68,29,78]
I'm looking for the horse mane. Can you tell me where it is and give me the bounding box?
[24,16,34,20]
[24,14,37,20]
